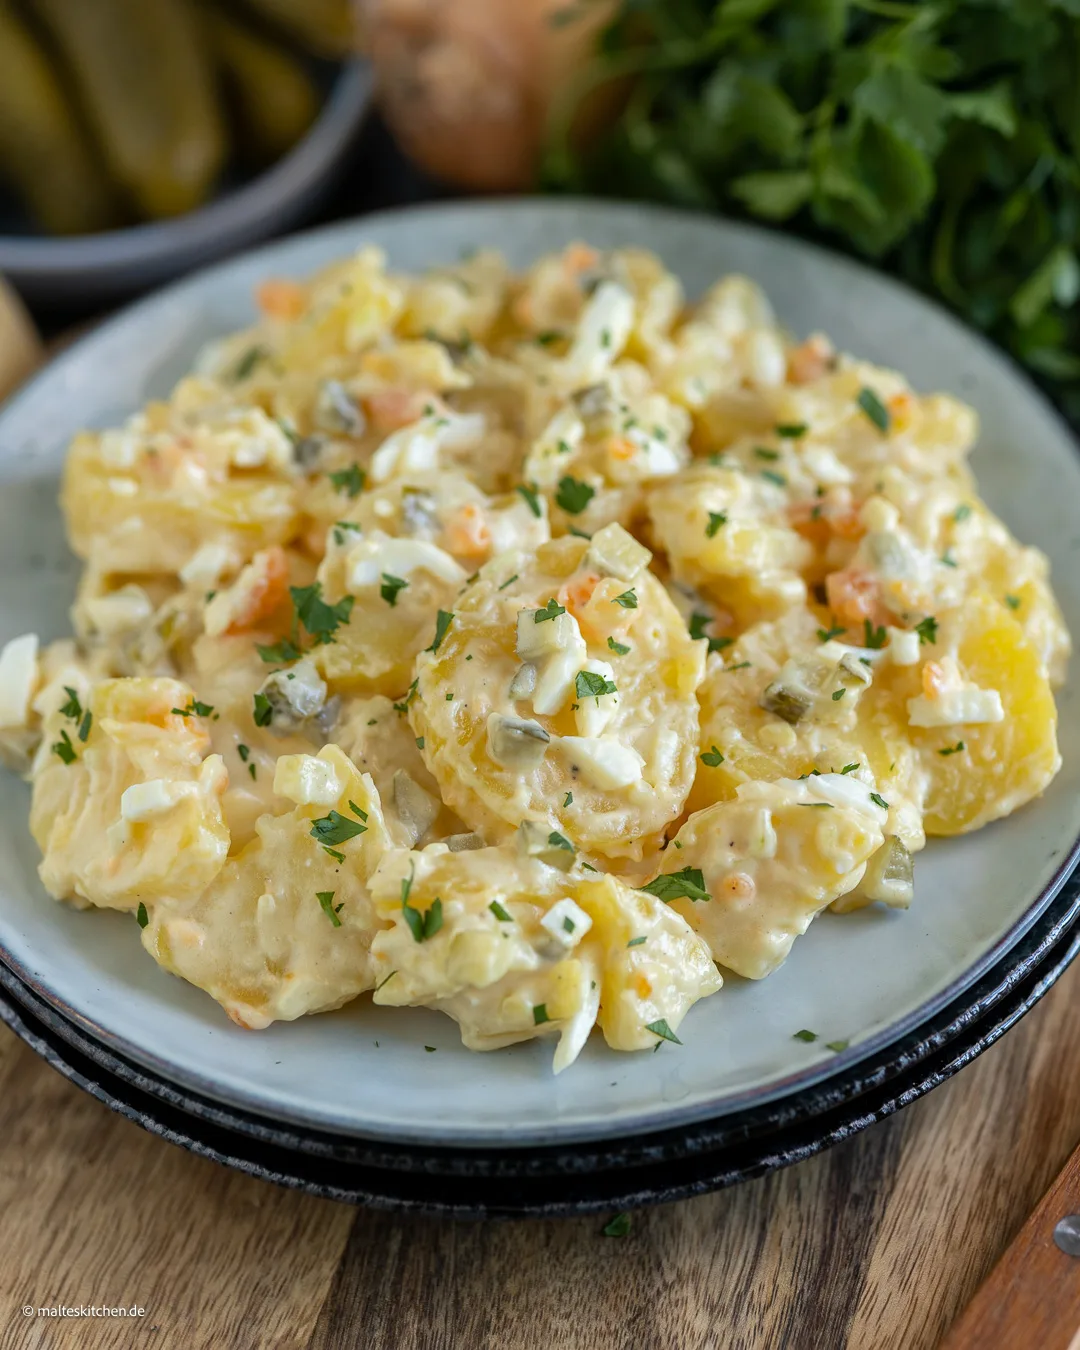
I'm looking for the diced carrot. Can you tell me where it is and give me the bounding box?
[365,387,429,431]
[606,436,637,462]
[443,503,491,562]
[922,661,947,699]
[256,278,306,321]
[224,546,289,635]
[825,569,891,627]
[787,333,834,385]
[558,572,602,622]
[563,243,600,275]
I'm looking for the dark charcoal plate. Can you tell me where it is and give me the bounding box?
[2,858,1077,1218]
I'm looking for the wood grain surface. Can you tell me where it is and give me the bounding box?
[2,957,1079,1350]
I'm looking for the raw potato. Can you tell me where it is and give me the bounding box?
[664,777,885,978]
[410,534,705,861]
[141,746,391,1027]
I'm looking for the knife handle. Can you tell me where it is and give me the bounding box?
[942,1144,1080,1349]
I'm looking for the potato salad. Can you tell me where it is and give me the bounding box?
[1,242,1067,1071]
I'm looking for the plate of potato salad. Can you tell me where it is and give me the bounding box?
[0,203,1075,1148]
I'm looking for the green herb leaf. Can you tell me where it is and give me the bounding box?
[760,469,787,487]
[705,510,728,537]
[329,464,365,498]
[869,792,889,811]
[310,810,367,847]
[317,891,343,928]
[52,730,77,764]
[555,475,596,515]
[489,900,513,922]
[534,598,567,623]
[532,1003,550,1025]
[136,903,149,930]
[607,635,630,655]
[939,741,966,756]
[793,1029,817,1043]
[171,699,214,719]
[857,387,891,433]
[1005,594,1021,611]
[575,669,617,699]
[602,1213,631,1238]
[516,483,543,518]
[700,745,724,767]
[256,638,303,665]
[77,710,92,742]
[826,1039,850,1054]
[548,830,575,852]
[863,620,887,650]
[645,1018,682,1045]
[427,610,454,652]
[252,693,273,727]
[776,423,808,438]
[612,589,637,609]
[639,867,710,903]
[817,625,846,643]
[627,936,646,948]
[59,687,82,720]
[403,890,443,944]
[380,573,410,607]
[915,616,938,645]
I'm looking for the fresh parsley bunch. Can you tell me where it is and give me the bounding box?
[545,0,1080,420]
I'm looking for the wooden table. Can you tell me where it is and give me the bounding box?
[2,956,1078,1350]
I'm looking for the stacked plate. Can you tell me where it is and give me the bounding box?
[1,202,1078,1217]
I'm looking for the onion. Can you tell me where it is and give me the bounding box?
[355,0,616,190]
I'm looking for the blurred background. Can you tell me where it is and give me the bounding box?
[3,0,1080,425]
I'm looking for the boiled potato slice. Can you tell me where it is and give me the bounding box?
[410,532,704,861]
[663,775,886,978]
[141,746,391,1028]
[31,676,229,912]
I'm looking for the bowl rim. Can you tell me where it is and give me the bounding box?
[0,60,372,283]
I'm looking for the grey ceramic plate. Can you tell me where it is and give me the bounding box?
[0,200,1077,1148]
[0,63,372,305]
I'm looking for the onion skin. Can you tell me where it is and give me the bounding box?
[356,0,614,191]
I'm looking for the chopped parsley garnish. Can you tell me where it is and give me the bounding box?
[534,598,566,624]
[489,900,513,922]
[77,711,92,742]
[869,792,889,810]
[557,438,572,455]
[639,867,710,903]
[248,763,257,781]
[317,891,344,928]
[627,936,646,948]
[726,661,752,671]
[645,1018,682,1045]
[533,1003,550,1025]
[831,688,846,701]
[401,868,443,944]
[52,730,77,765]
[256,638,303,665]
[548,831,575,852]
[840,763,859,775]
[136,903,149,930]
[607,635,631,655]
[793,1029,818,1043]
[59,687,82,720]
[252,693,273,727]
[953,504,972,522]
[535,330,563,346]
[171,699,214,718]
[563,791,573,807]
[575,670,617,699]
[323,847,345,862]
[688,611,732,654]
[415,736,425,750]
[863,619,887,649]
[516,483,543,518]
[705,510,728,537]
[232,344,267,381]
[700,745,724,767]
[602,1213,631,1238]
[754,446,780,461]
[915,616,938,645]
[374,970,397,992]
[941,550,958,568]
[310,810,368,847]
[857,386,890,432]
[348,800,368,821]
[1005,594,1022,610]
[555,475,595,515]
[826,1039,850,1053]
[817,625,846,643]
[939,741,966,756]
[237,744,250,762]
[562,916,575,933]
[380,573,409,607]
[800,802,834,808]
[427,610,454,652]
[497,574,519,591]
[761,469,787,487]
[329,464,365,498]
[776,423,808,438]
[332,520,361,546]
[290,582,354,645]
[612,589,637,609]
[393,679,419,715]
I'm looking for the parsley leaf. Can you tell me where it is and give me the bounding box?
[310,810,367,847]
[290,582,354,645]
[575,669,617,699]
[645,1018,682,1045]
[427,610,454,652]
[532,1004,550,1025]
[870,792,889,810]
[705,510,728,538]
[602,1213,631,1238]
[489,900,513,922]
[256,638,303,665]
[172,699,214,718]
[863,619,887,650]
[136,903,149,929]
[380,573,409,607]
[607,635,630,655]
[776,423,807,438]
[402,891,443,944]
[77,710,92,742]
[252,693,274,727]
[793,1029,817,1043]
[612,589,637,609]
[857,387,891,433]
[59,687,82,720]
[817,625,846,643]
[915,616,938,645]
[52,730,77,765]
[939,741,966,756]
[534,598,566,624]
[1005,594,1022,611]
[639,867,710,903]
[700,745,724,767]
[317,891,343,928]
[329,464,365,498]
[555,475,596,515]
[516,483,543,518]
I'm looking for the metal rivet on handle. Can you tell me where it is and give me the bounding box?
[1053,1216,1080,1255]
